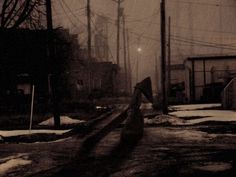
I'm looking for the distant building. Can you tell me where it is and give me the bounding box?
[68,60,118,100]
[185,55,236,103]
[170,55,236,104]
[94,15,109,62]
[168,64,186,104]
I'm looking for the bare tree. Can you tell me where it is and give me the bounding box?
[0,0,46,29]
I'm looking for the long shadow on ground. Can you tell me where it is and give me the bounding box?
[50,140,138,177]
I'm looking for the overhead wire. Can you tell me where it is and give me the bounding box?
[60,0,87,26]
[168,0,236,8]
[128,30,236,52]
[171,34,236,48]
[56,0,80,30]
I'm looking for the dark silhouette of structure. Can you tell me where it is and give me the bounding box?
[121,77,153,143]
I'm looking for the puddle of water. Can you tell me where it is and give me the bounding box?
[192,162,232,172]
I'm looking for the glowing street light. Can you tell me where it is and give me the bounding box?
[137,47,142,52]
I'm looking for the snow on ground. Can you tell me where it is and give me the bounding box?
[169,109,236,125]
[141,103,153,109]
[166,129,217,141]
[145,114,186,125]
[0,129,70,137]
[192,162,232,172]
[39,116,85,126]
[148,127,217,142]
[170,103,222,111]
[145,104,236,126]
[0,153,31,175]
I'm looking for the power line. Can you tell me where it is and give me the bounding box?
[53,9,86,18]
[125,10,160,23]
[169,0,236,8]
[171,34,236,49]
[172,37,236,51]
[126,19,236,36]
[129,30,160,42]
[129,30,236,52]
[57,0,80,29]
[60,0,87,26]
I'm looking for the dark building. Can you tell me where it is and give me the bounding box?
[0,28,118,112]
[186,55,236,103]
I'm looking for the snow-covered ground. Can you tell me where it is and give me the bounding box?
[0,129,70,138]
[169,110,236,125]
[0,153,31,176]
[158,128,217,141]
[0,116,83,140]
[39,116,85,126]
[169,103,222,111]
[169,103,236,125]
[145,114,185,125]
[192,162,232,172]
[145,103,236,126]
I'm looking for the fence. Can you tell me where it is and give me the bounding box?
[222,77,236,109]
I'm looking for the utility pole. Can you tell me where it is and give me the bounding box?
[112,0,124,67]
[155,53,158,93]
[87,0,92,60]
[122,13,128,94]
[167,16,171,99]
[136,54,139,84]
[87,0,92,92]
[46,0,60,128]
[136,38,141,84]
[160,0,168,114]
[127,28,132,94]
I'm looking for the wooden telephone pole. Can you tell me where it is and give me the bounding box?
[112,0,124,67]
[126,29,132,94]
[87,0,93,92]
[160,0,168,114]
[167,16,171,98]
[122,13,128,94]
[87,0,92,60]
[46,0,60,127]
